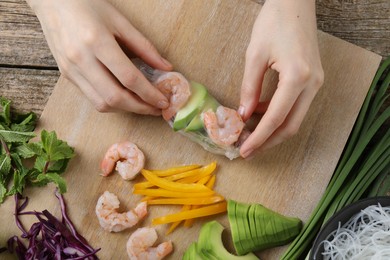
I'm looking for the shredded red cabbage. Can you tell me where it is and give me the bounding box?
[2,190,100,259]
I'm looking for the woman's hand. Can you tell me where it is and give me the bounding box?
[26,0,172,115]
[239,0,324,158]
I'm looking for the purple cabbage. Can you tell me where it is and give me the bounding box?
[2,190,100,259]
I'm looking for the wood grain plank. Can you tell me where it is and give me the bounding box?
[0,68,59,115]
[0,0,56,67]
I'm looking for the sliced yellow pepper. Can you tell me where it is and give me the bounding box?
[164,175,213,234]
[177,163,217,184]
[166,205,191,235]
[184,175,217,227]
[152,201,227,225]
[141,169,211,192]
[147,195,224,205]
[133,188,214,198]
[150,164,201,176]
[140,196,157,202]
[134,162,215,190]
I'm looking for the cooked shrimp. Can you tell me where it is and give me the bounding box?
[95,191,147,232]
[154,72,191,121]
[100,141,145,180]
[127,227,173,260]
[203,106,245,147]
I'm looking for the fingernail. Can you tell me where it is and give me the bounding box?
[241,148,254,159]
[160,57,172,68]
[157,100,169,109]
[238,105,245,118]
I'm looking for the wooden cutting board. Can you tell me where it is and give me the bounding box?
[1,0,382,259]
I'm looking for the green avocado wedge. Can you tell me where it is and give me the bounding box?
[197,221,259,260]
[173,81,208,131]
[185,91,220,132]
[183,242,204,260]
[227,200,302,255]
[183,221,259,260]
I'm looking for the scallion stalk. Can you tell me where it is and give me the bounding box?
[281,57,390,259]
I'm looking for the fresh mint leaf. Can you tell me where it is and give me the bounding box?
[13,144,36,158]
[27,142,44,156]
[48,159,71,174]
[36,172,67,193]
[0,129,36,143]
[10,112,37,133]
[0,154,11,177]
[0,97,11,126]
[41,130,74,161]
[6,170,26,196]
[34,155,46,172]
[0,182,7,203]
[0,98,74,204]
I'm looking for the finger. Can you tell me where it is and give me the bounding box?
[113,15,172,71]
[62,65,112,112]
[76,56,162,115]
[240,79,302,158]
[239,46,268,122]
[95,37,170,109]
[254,100,270,114]
[256,89,317,152]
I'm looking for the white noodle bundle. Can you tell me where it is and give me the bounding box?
[319,204,390,260]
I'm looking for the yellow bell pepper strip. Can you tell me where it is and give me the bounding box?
[177,163,217,184]
[150,164,201,177]
[141,196,157,202]
[184,175,217,227]
[165,175,213,234]
[166,205,191,235]
[147,195,224,205]
[152,201,227,225]
[133,188,215,198]
[141,170,212,193]
[134,163,216,190]
[197,175,212,185]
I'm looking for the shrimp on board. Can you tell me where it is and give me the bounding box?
[154,72,191,121]
[203,106,245,147]
[127,227,173,260]
[100,141,145,180]
[95,191,147,232]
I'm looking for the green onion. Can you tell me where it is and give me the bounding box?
[281,57,390,259]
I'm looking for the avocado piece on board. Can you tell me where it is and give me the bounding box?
[254,204,302,251]
[173,81,208,131]
[183,242,204,260]
[197,221,259,260]
[185,91,220,132]
[227,200,302,255]
[235,201,256,255]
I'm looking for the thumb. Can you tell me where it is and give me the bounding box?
[239,49,268,122]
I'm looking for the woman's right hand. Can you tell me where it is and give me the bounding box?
[26,0,172,115]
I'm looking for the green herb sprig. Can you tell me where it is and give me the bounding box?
[0,97,74,204]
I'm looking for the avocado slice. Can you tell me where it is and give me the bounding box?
[235,201,256,255]
[183,242,203,260]
[173,81,208,131]
[227,200,302,254]
[228,200,244,255]
[197,221,258,260]
[185,92,220,132]
[254,204,302,251]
